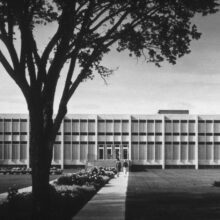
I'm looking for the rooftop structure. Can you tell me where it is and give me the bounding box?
[158,110,189,114]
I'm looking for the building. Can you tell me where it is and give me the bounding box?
[1,111,220,169]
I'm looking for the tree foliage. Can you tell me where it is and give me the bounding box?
[0,0,219,124]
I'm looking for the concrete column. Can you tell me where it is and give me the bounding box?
[179,120,181,163]
[78,120,81,162]
[60,120,64,169]
[153,120,155,163]
[70,119,73,162]
[120,143,123,159]
[171,120,174,164]
[95,115,98,160]
[112,143,115,159]
[162,116,165,169]
[17,120,20,161]
[104,143,107,159]
[104,120,107,159]
[146,119,148,162]
[86,119,89,162]
[2,119,4,161]
[212,120,214,163]
[195,116,199,170]
[129,116,132,161]
[137,119,139,161]
[186,120,189,163]
[26,116,30,168]
[9,119,12,162]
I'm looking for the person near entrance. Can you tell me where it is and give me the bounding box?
[123,160,128,177]
[116,158,121,177]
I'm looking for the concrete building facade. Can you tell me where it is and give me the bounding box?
[1,111,220,169]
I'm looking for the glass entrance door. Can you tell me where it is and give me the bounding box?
[114,144,121,159]
[106,144,112,159]
[123,144,128,159]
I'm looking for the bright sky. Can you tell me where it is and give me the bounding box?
[0,12,220,115]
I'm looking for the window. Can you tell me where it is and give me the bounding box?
[12,120,19,132]
[88,144,95,161]
[12,144,19,160]
[98,121,105,132]
[99,148,104,159]
[181,122,187,133]
[131,121,138,132]
[72,120,79,132]
[139,121,146,133]
[122,121,129,132]
[173,121,180,133]
[53,144,61,160]
[4,120,12,132]
[80,120,87,132]
[64,143,71,160]
[165,122,172,133]
[206,121,213,133]
[64,121,71,132]
[147,121,154,133]
[20,143,27,160]
[88,120,95,132]
[114,121,121,133]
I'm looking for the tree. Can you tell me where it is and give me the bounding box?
[0,0,218,219]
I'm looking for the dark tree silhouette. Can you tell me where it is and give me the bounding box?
[0,0,218,219]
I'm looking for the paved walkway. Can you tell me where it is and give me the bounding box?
[72,172,129,220]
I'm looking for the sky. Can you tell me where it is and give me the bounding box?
[0,10,220,115]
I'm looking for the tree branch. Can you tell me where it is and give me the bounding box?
[90,3,129,33]
[0,49,30,102]
[0,19,19,70]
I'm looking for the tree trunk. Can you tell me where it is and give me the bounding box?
[29,106,55,220]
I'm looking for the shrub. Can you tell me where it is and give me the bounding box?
[213,181,220,187]
[56,175,75,185]
[7,186,19,202]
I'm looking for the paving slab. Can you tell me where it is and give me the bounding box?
[72,172,129,220]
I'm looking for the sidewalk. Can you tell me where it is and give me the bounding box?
[72,172,129,220]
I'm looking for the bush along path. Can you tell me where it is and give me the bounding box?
[0,167,117,220]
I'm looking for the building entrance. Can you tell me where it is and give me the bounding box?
[98,144,129,160]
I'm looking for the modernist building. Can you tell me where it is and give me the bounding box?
[1,110,220,169]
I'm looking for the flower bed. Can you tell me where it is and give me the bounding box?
[56,167,116,190]
[0,167,116,220]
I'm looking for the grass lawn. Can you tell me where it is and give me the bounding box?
[126,169,220,220]
[0,174,60,194]
[0,168,83,194]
